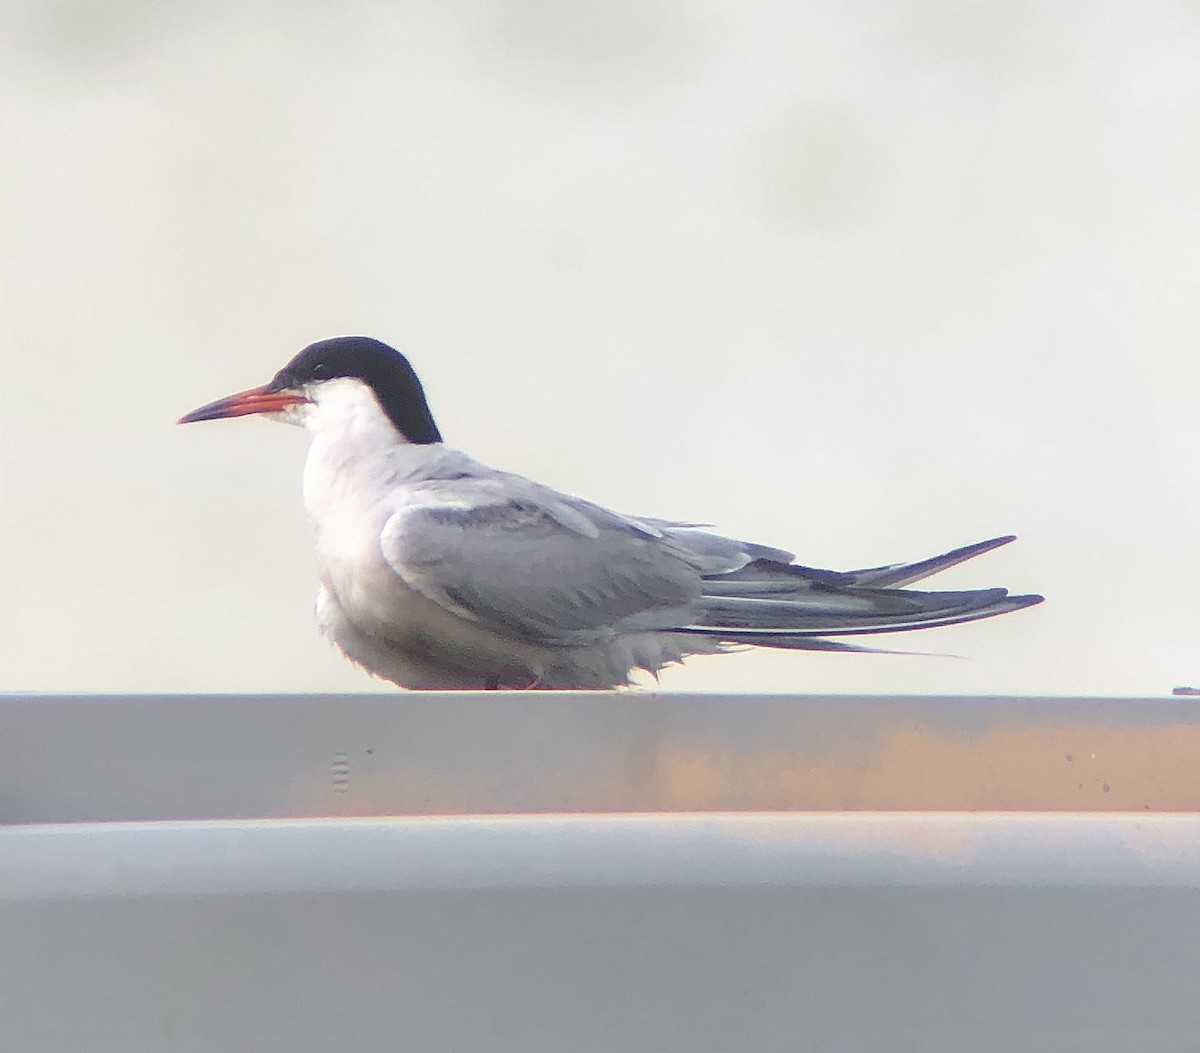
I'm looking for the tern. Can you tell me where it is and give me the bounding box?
[179,336,1042,690]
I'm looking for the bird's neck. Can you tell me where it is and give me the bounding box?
[300,382,433,513]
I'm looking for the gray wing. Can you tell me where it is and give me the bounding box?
[381,467,1041,648]
[379,480,710,644]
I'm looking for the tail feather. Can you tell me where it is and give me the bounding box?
[685,593,1042,641]
[696,586,1011,629]
[683,535,1041,647]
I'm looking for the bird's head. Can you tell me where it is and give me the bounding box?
[177,336,443,444]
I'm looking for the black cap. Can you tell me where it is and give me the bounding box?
[268,336,443,444]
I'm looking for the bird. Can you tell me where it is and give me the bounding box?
[178,336,1042,690]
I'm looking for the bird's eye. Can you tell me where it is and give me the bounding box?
[311,363,330,380]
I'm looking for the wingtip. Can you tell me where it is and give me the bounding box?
[1004,593,1045,611]
[848,533,1025,589]
[975,533,1017,552]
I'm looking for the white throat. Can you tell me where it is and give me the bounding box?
[297,376,449,532]
[291,377,406,448]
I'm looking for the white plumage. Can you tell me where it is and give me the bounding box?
[180,337,1042,689]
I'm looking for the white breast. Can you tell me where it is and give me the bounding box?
[296,379,545,686]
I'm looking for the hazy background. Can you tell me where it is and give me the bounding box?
[2,1,1197,696]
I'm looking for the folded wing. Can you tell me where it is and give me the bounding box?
[678,534,1042,645]
[380,483,705,645]
[380,477,1041,650]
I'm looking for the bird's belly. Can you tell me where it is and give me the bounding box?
[316,553,546,689]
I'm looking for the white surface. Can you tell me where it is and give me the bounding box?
[6,812,1200,897]
[4,692,1199,821]
[2,813,1198,1053]
[3,694,1198,1051]
[2,3,1199,697]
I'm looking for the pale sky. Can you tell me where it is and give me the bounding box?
[2,1,1197,696]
